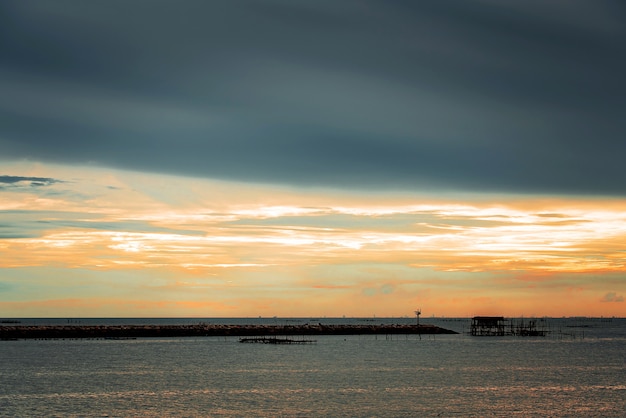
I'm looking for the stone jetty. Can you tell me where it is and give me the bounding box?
[0,323,457,340]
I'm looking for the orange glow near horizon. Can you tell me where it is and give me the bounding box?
[1,162,625,318]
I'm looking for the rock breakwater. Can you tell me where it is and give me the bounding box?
[1,323,457,339]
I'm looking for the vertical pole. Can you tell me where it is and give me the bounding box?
[415,309,421,340]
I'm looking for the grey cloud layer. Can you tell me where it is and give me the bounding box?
[0,209,204,239]
[1,1,625,194]
[0,175,62,188]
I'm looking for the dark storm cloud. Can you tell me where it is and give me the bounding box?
[1,0,625,194]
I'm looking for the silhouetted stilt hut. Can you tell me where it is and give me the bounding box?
[470,316,508,336]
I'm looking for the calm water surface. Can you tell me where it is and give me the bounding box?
[1,318,624,417]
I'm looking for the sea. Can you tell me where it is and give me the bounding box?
[1,317,624,417]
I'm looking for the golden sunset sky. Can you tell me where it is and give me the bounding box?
[1,2,625,317]
[2,162,625,317]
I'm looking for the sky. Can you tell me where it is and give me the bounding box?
[1,1,625,318]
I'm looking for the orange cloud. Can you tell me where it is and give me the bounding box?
[2,162,626,317]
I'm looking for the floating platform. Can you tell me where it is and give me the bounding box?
[0,323,457,340]
[239,337,316,344]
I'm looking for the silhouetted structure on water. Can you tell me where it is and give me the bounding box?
[470,316,548,337]
[239,337,316,344]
